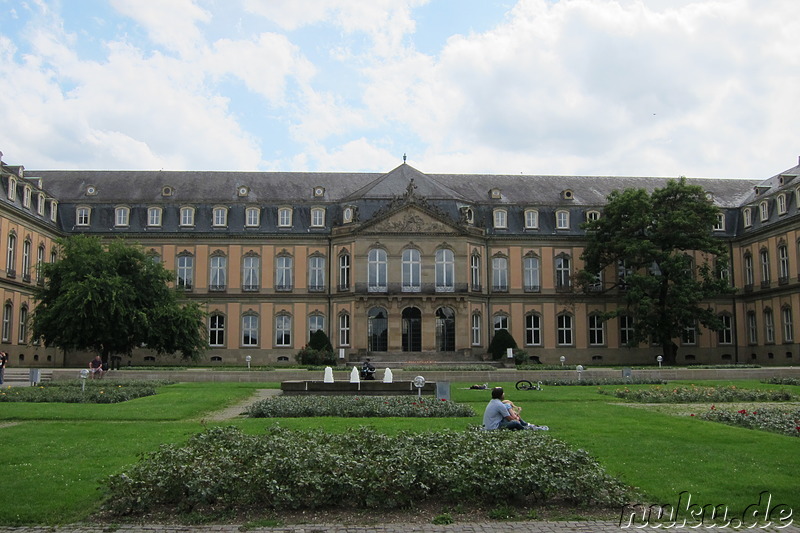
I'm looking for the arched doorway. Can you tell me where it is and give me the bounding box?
[436,307,456,352]
[402,307,422,352]
[368,307,388,352]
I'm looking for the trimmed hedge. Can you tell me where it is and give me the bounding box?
[245,395,475,418]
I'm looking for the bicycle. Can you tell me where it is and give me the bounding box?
[515,379,543,391]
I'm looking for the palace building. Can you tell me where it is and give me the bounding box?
[1,156,798,367]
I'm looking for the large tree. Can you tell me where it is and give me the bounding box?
[578,178,734,365]
[32,235,207,363]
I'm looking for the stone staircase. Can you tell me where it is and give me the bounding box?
[348,351,505,369]
[1,368,53,385]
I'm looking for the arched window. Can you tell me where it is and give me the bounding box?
[310,207,326,227]
[245,206,260,227]
[147,207,162,227]
[402,307,422,352]
[115,206,130,227]
[76,206,91,226]
[402,248,421,292]
[524,209,539,229]
[278,207,293,227]
[435,248,454,292]
[212,206,228,227]
[368,248,387,292]
[209,314,225,347]
[555,210,570,229]
[493,209,507,229]
[179,206,195,227]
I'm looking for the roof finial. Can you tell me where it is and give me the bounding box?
[403,153,407,164]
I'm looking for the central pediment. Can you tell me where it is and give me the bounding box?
[361,205,461,235]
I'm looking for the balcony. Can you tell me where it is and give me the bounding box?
[275,283,293,292]
[209,284,226,292]
[308,284,326,293]
[355,282,468,295]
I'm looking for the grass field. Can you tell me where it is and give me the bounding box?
[0,379,798,526]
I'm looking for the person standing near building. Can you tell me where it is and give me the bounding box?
[0,351,7,385]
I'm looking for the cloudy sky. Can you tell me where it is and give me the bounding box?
[1,0,799,179]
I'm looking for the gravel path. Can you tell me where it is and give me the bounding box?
[202,388,282,421]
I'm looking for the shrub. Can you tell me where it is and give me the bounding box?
[294,347,336,366]
[0,380,172,403]
[245,395,475,418]
[697,406,800,437]
[600,385,796,403]
[102,426,632,516]
[487,329,517,360]
[307,329,334,353]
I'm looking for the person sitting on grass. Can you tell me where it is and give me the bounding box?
[482,387,525,430]
[89,355,105,379]
[503,399,549,431]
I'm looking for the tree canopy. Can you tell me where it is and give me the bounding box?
[578,178,734,364]
[32,235,207,362]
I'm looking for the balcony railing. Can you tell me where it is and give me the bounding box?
[275,283,293,292]
[308,284,326,293]
[209,284,226,292]
[355,282,469,295]
[242,284,260,292]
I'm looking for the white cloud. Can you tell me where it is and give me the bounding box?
[109,0,211,57]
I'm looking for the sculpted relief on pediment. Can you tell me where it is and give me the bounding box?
[369,209,456,234]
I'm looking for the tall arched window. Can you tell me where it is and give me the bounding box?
[368,248,387,292]
[523,254,540,292]
[368,307,388,351]
[402,248,421,292]
[435,248,455,292]
[402,307,422,352]
[338,252,350,290]
[492,256,508,292]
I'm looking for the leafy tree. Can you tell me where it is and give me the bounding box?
[32,235,207,363]
[307,329,334,354]
[487,329,517,360]
[578,178,734,365]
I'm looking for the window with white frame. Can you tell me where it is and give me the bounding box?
[36,244,44,283]
[209,314,225,346]
[7,177,16,200]
[338,252,350,290]
[717,314,733,345]
[588,314,605,345]
[310,207,325,227]
[525,313,541,346]
[471,313,481,345]
[782,307,794,343]
[493,209,507,229]
[760,249,771,285]
[274,314,291,346]
[764,309,775,343]
[308,255,325,292]
[209,254,227,290]
[619,314,634,346]
[523,255,540,292]
[180,206,195,226]
[339,312,350,346]
[176,254,194,290]
[493,314,508,334]
[18,306,27,343]
[115,206,130,227]
[743,253,754,286]
[555,254,571,289]
[147,207,162,227]
[470,253,481,290]
[435,248,455,292]
[2,303,11,341]
[778,244,789,281]
[242,254,260,291]
[368,248,387,292]
[245,207,260,227]
[743,207,752,228]
[37,193,45,216]
[6,233,16,275]
[275,255,293,291]
[524,209,538,229]
[759,200,769,221]
[747,311,757,344]
[682,323,697,345]
[76,207,91,226]
[713,213,725,231]
[557,313,573,345]
[50,200,57,222]
[278,207,292,227]
[777,194,787,215]
[22,186,31,208]
[556,210,570,229]
[22,240,30,281]
[586,210,600,222]
[308,314,324,339]
[492,256,508,291]
[402,248,421,292]
[212,206,228,227]
[242,313,260,346]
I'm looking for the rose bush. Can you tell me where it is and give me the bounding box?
[103,425,632,516]
[0,380,172,403]
[245,395,475,418]
[599,385,795,403]
[697,406,800,437]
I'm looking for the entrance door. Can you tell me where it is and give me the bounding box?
[368,307,388,352]
[436,307,455,351]
[402,307,422,352]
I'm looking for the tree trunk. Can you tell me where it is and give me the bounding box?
[662,341,678,365]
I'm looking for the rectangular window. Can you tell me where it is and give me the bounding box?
[747,313,757,344]
[176,255,194,290]
[209,315,225,346]
[743,208,752,227]
[276,256,293,291]
[50,201,58,222]
[209,255,227,291]
[242,256,260,291]
[311,208,325,227]
[278,208,292,227]
[555,255,571,289]
[471,254,481,291]
[717,315,733,345]
[493,210,507,229]
[245,207,260,227]
[242,315,259,346]
[524,209,538,229]
[2,305,11,342]
[308,315,324,338]
[115,207,129,226]
[17,307,27,343]
[682,324,696,345]
[783,308,794,343]
[37,193,45,215]
[523,256,540,292]
[339,313,350,346]
[713,213,725,231]
[619,315,634,345]
[493,315,508,333]
[471,314,481,345]
[759,201,769,221]
[492,257,508,291]
[213,207,227,227]
[148,207,162,227]
[23,187,31,208]
[275,315,291,346]
[778,245,789,281]
[339,253,350,290]
[760,250,771,285]
[765,310,775,344]
[525,314,541,346]
[76,207,90,226]
[180,207,194,226]
[308,256,325,292]
[556,210,569,229]
[588,315,604,345]
[744,255,754,286]
[557,314,573,345]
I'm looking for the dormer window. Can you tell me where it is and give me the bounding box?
[713,213,725,231]
[561,189,574,200]
[162,186,174,197]
[50,200,58,222]
[148,207,162,227]
[777,193,787,215]
[180,206,195,227]
[493,209,507,229]
[22,186,31,208]
[245,206,260,227]
[461,207,474,225]
[313,186,325,198]
[743,207,752,228]
[759,200,769,222]
[7,176,16,201]
[556,210,570,229]
[490,188,502,199]
[310,207,325,227]
[86,185,98,196]
[76,206,91,226]
[237,186,249,197]
[524,209,539,229]
[212,206,228,227]
[586,210,600,222]
[278,207,293,227]
[343,206,355,224]
[115,206,130,227]
[36,193,45,216]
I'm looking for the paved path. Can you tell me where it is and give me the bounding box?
[1,521,798,532]
[202,388,282,421]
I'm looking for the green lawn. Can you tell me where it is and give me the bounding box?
[0,380,798,525]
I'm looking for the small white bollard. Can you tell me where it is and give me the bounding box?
[323,366,334,383]
[339,348,345,360]
[383,367,394,383]
[350,366,360,383]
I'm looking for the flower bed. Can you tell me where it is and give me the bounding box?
[103,425,631,517]
[0,380,173,403]
[696,406,800,437]
[245,395,475,418]
[599,384,795,403]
